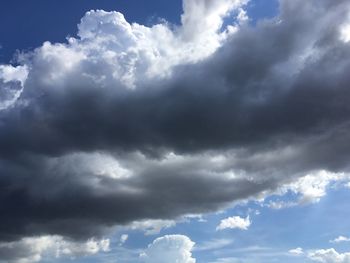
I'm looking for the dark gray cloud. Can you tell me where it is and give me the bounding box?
[1,0,350,244]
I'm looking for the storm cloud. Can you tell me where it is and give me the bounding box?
[1,0,350,247]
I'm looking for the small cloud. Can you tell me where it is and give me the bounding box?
[330,236,350,243]
[216,216,251,231]
[119,234,129,245]
[289,247,304,255]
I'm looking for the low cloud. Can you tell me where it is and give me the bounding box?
[140,235,196,263]
[0,236,109,263]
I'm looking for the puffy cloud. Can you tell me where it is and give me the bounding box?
[0,236,109,263]
[308,248,350,263]
[140,235,196,263]
[0,0,350,253]
[330,236,350,244]
[0,65,28,110]
[267,171,350,209]
[216,216,251,231]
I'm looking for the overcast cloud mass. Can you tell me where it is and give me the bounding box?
[1,0,350,261]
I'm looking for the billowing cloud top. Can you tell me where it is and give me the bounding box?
[1,0,350,253]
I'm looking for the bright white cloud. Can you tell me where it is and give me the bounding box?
[216,216,251,231]
[308,248,350,263]
[0,65,28,85]
[340,22,350,43]
[140,235,196,263]
[15,0,248,96]
[330,236,350,244]
[0,236,110,263]
[266,170,350,209]
[0,65,28,110]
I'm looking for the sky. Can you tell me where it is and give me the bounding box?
[1,0,350,262]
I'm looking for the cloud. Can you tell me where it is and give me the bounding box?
[0,0,350,253]
[119,234,129,245]
[195,238,233,251]
[216,216,251,231]
[0,65,28,110]
[267,171,350,209]
[140,235,196,263]
[127,219,176,235]
[308,248,350,263]
[330,236,350,244]
[0,236,109,263]
[289,247,304,255]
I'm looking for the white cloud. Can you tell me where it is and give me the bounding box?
[181,0,249,42]
[128,219,176,235]
[216,216,251,231]
[0,236,110,263]
[266,170,350,209]
[56,238,110,258]
[340,20,350,43]
[0,65,28,85]
[119,234,129,245]
[140,235,196,263]
[289,247,304,255]
[308,248,350,263]
[330,236,350,244]
[0,65,28,110]
[14,0,248,97]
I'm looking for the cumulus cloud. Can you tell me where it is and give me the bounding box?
[330,236,350,244]
[1,0,350,257]
[308,248,350,263]
[0,236,109,263]
[140,235,196,263]
[0,65,28,110]
[216,216,251,231]
[267,171,350,209]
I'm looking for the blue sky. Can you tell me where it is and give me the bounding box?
[1,0,350,263]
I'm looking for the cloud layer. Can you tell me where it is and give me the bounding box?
[0,236,109,263]
[1,0,350,258]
